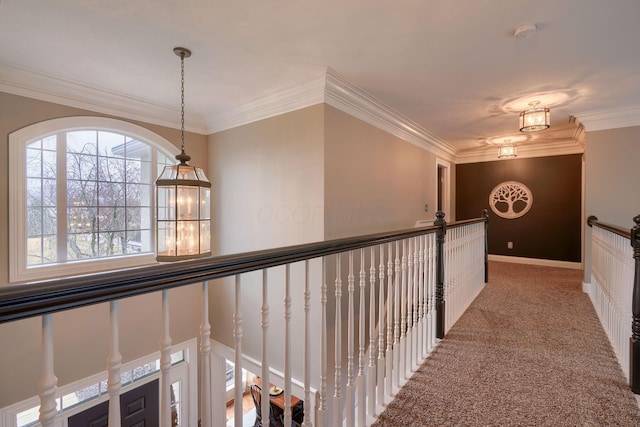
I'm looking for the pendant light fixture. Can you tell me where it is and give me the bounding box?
[156,47,211,262]
[519,100,550,132]
[498,141,517,159]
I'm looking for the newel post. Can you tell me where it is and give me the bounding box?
[483,209,489,283]
[435,211,447,339]
[630,215,640,393]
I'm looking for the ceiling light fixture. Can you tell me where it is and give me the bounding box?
[155,47,211,262]
[498,141,517,159]
[519,100,550,132]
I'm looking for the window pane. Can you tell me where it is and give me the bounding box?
[68,207,97,233]
[132,361,158,380]
[99,207,126,231]
[98,231,125,256]
[126,159,143,183]
[68,233,97,259]
[67,131,97,154]
[26,178,42,207]
[43,207,57,236]
[26,148,42,177]
[98,156,125,182]
[26,236,42,266]
[98,182,126,206]
[98,131,126,158]
[42,179,57,206]
[42,134,56,150]
[126,183,142,207]
[42,150,57,179]
[26,208,42,237]
[67,153,97,181]
[68,180,97,207]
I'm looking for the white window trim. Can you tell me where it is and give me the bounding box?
[435,157,451,218]
[9,116,179,283]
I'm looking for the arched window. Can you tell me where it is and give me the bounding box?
[9,117,178,283]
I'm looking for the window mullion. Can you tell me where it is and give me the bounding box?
[57,132,67,263]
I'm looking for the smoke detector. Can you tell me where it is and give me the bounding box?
[514,23,537,39]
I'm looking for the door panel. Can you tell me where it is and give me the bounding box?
[68,379,159,427]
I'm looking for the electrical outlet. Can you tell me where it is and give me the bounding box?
[507,241,513,249]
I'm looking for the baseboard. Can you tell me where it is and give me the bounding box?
[582,281,591,294]
[488,254,583,270]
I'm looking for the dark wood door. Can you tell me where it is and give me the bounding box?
[68,379,159,427]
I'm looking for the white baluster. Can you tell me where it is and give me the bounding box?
[318,257,328,427]
[385,243,394,399]
[303,260,312,427]
[413,237,420,370]
[400,239,408,381]
[160,290,172,427]
[358,249,368,425]
[417,235,424,362]
[200,282,212,427]
[333,254,343,427]
[108,301,122,427]
[393,240,401,392]
[39,314,57,427]
[367,248,377,418]
[346,252,356,426]
[233,276,243,426]
[406,237,413,378]
[377,244,385,410]
[284,264,293,427]
[261,270,271,425]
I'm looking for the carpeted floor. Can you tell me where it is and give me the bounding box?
[373,261,640,426]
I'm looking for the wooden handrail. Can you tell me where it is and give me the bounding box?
[0,213,487,324]
[587,215,631,239]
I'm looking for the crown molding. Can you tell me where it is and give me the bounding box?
[573,105,640,132]
[208,67,456,160]
[205,67,327,132]
[1,61,459,159]
[0,61,208,134]
[323,68,456,161]
[455,139,584,164]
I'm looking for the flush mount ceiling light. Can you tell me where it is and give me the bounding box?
[155,47,211,262]
[498,140,517,159]
[519,100,550,132]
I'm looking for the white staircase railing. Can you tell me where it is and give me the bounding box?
[0,212,488,427]
[587,215,640,390]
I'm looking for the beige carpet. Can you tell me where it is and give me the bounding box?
[373,261,640,426]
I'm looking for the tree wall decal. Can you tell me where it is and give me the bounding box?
[489,181,533,219]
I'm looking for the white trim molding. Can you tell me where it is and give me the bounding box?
[1,61,457,161]
[323,68,456,161]
[574,104,640,132]
[489,254,582,270]
[0,61,209,134]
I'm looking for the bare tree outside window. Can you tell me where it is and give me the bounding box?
[25,129,158,266]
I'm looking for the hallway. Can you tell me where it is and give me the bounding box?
[373,262,640,426]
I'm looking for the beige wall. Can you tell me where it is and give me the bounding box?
[324,105,438,239]
[207,105,325,381]
[0,92,208,407]
[584,125,640,281]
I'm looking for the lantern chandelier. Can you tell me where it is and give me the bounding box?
[519,100,550,132]
[498,141,517,159]
[155,47,211,262]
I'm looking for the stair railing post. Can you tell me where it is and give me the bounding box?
[630,215,640,393]
[482,209,489,283]
[435,211,447,339]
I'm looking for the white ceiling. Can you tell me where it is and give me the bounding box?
[1,0,640,160]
